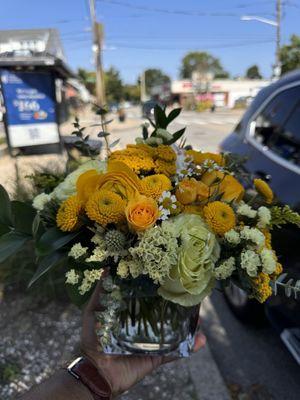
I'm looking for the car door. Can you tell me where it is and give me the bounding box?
[244,83,300,209]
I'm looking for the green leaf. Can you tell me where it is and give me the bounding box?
[142,125,149,140]
[166,127,186,145]
[0,231,30,263]
[32,214,45,240]
[0,223,10,236]
[0,185,13,227]
[11,201,36,235]
[28,251,66,288]
[36,227,80,256]
[154,105,168,129]
[66,281,93,307]
[167,108,182,124]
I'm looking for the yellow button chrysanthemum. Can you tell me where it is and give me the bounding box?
[141,174,172,200]
[86,190,126,226]
[254,179,273,204]
[203,201,236,236]
[56,195,83,232]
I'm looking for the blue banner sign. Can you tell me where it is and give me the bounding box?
[0,69,60,148]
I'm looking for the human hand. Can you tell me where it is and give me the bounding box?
[81,282,206,397]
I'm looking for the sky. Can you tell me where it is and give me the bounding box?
[0,0,300,83]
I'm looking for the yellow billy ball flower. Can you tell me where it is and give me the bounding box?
[155,145,177,162]
[86,190,126,226]
[254,179,273,204]
[203,201,236,236]
[56,195,83,232]
[141,174,172,200]
[154,159,177,177]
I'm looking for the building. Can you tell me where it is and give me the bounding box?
[171,78,271,108]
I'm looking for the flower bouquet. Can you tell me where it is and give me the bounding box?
[1,105,300,357]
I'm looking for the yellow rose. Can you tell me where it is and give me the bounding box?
[125,195,159,232]
[175,178,198,205]
[76,161,142,203]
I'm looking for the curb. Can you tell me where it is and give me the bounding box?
[188,299,231,400]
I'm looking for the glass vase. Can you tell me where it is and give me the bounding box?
[96,293,200,358]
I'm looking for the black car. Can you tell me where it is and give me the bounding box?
[142,100,162,119]
[220,70,300,365]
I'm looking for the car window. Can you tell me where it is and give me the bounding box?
[253,85,300,146]
[268,100,300,166]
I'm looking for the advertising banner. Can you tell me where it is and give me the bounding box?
[0,69,60,148]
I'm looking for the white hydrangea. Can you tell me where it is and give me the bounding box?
[65,269,80,285]
[214,257,236,280]
[240,226,265,248]
[224,229,241,245]
[261,248,277,274]
[68,243,88,259]
[32,192,52,211]
[240,250,261,277]
[257,206,271,229]
[85,246,108,263]
[237,202,257,218]
[52,160,106,202]
[79,269,104,295]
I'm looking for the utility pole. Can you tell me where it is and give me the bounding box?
[88,0,106,106]
[275,0,282,78]
[140,70,147,103]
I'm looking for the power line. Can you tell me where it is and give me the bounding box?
[97,0,271,17]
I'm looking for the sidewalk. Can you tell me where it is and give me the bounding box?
[0,292,231,400]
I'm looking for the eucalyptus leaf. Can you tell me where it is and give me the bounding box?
[97,131,110,138]
[110,139,120,148]
[166,127,186,145]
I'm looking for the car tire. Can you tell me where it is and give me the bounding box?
[223,284,266,326]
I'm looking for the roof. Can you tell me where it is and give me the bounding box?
[0,29,74,78]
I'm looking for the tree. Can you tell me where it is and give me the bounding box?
[246,65,262,79]
[104,67,123,103]
[78,68,96,95]
[180,51,229,79]
[123,84,140,103]
[144,68,170,95]
[279,35,300,75]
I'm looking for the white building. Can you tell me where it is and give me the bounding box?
[171,79,271,108]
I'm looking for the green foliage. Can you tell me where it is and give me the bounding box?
[143,68,170,95]
[123,83,140,102]
[0,360,21,384]
[0,186,34,264]
[246,64,262,80]
[279,35,300,75]
[26,171,64,194]
[71,116,101,157]
[28,251,67,288]
[270,205,300,228]
[105,67,124,103]
[36,227,80,257]
[141,105,185,145]
[180,51,229,79]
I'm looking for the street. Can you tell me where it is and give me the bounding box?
[202,293,300,400]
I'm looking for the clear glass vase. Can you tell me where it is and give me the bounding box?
[96,294,200,358]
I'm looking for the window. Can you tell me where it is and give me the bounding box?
[253,85,300,166]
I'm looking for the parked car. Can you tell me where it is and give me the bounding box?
[220,70,300,365]
[142,100,162,119]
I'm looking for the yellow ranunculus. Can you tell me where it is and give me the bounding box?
[175,178,198,205]
[158,214,220,306]
[196,180,210,201]
[186,150,225,166]
[76,161,142,203]
[125,195,159,232]
[254,178,273,204]
[201,171,244,203]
